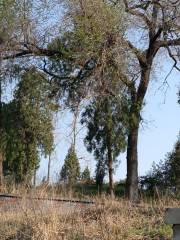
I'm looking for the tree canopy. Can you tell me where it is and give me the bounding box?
[2,68,54,184]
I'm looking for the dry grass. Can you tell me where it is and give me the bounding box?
[0,193,179,240]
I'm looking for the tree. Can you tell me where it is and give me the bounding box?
[140,134,180,195]
[81,96,127,197]
[60,164,68,183]
[0,0,126,188]
[0,0,21,187]
[170,135,180,192]
[2,68,54,184]
[60,146,80,185]
[116,0,180,202]
[60,0,180,202]
[81,166,91,182]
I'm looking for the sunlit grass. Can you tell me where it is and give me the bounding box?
[0,188,178,240]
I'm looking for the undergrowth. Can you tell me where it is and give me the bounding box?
[0,190,178,240]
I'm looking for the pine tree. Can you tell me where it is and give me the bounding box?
[81,96,128,197]
[81,166,91,182]
[60,146,80,185]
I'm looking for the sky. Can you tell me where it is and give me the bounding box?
[37,59,180,183]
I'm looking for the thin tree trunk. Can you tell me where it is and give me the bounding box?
[0,154,3,187]
[108,148,114,198]
[0,77,4,189]
[47,154,51,183]
[33,168,36,187]
[72,105,79,149]
[105,98,114,198]
[107,125,114,198]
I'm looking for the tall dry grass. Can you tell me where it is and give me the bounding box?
[0,189,179,240]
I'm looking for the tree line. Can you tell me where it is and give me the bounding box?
[0,0,179,202]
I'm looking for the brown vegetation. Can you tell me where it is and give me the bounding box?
[0,188,178,240]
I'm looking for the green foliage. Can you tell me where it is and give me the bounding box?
[170,136,180,191]
[15,68,54,155]
[81,96,128,179]
[60,146,80,185]
[2,68,54,184]
[46,0,127,107]
[0,0,32,45]
[81,166,90,182]
[140,134,180,195]
[63,0,126,61]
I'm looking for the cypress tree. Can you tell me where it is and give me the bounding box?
[60,146,80,185]
[81,95,128,197]
[81,166,91,182]
[2,68,54,184]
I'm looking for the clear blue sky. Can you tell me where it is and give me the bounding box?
[37,59,180,183]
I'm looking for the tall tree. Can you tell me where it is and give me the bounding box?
[60,0,180,201]
[2,68,54,184]
[81,96,127,197]
[0,0,19,188]
[117,0,180,201]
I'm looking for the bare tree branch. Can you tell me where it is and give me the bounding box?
[157,38,180,48]
[166,46,180,72]
[126,41,145,65]
[1,43,65,61]
[123,0,151,28]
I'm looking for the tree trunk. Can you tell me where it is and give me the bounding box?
[126,124,139,202]
[47,154,51,183]
[104,98,114,198]
[0,153,3,188]
[0,77,4,189]
[125,65,151,202]
[107,143,114,198]
[33,168,36,187]
[98,181,103,195]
